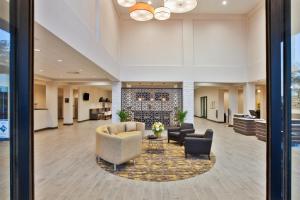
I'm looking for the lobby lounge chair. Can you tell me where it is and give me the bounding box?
[184,129,214,159]
[167,123,195,145]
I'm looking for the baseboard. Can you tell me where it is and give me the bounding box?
[77,119,90,123]
[34,126,58,132]
[194,116,225,124]
[63,123,74,126]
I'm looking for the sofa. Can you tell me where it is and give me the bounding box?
[184,129,214,159]
[167,123,195,145]
[96,122,145,171]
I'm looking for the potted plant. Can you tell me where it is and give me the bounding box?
[116,110,129,122]
[152,122,165,138]
[176,110,188,126]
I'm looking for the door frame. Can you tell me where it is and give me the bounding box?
[200,96,207,119]
[5,0,296,199]
[266,0,292,199]
[9,0,34,199]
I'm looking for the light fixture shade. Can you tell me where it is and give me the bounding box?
[154,7,171,20]
[164,0,197,13]
[118,0,136,7]
[129,2,154,21]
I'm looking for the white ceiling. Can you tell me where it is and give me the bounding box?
[34,23,112,81]
[113,0,263,16]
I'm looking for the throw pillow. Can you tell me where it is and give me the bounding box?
[102,127,110,135]
[108,124,125,135]
[126,122,137,132]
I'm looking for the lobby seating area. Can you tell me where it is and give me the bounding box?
[95,120,216,178]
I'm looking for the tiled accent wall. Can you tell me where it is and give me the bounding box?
[112,82,122,123]
[121,88,183,129]
[183,81,194,124]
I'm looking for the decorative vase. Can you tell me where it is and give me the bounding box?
[154,131,162,138]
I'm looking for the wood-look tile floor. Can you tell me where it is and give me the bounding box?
[1,118,298,200]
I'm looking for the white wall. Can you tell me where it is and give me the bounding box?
[34,84,46,109]
[183,81,194,124]
[238,89,244,113]
[112,82,122,123]
[35,0,120,79]
[292,0,300,35]
[34,80,58,130]
[120,15,247,82]
[246,2,266,82]
[121,20,183,66]
[194,87,224,122]
[77,86,111,122]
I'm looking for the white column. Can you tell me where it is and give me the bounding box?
[218,90,225,122]
[46,82,58,128]
[243,83,256,115]
[63,86,74,125]
[183,81,194,124]
[228,87,239,125]
[112,82,122,123]
[260,86,267,120]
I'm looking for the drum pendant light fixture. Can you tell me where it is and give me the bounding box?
[164,0,197,13]
[129,2,155,21]
[118,0,136,7]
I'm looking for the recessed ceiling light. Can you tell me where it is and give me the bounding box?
[57,59,63,62]
[39,69,44,72]
[222,0,227,5]
[34,48,41,52]
[147,1,152,5]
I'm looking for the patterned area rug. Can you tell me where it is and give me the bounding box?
[97,140,216,182]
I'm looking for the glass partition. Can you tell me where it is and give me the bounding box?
[291,0,300,199]
[0,0,10,199]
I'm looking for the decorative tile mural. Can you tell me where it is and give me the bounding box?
[121,88,183,129]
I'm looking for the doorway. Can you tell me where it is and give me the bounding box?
[200,96,207,119]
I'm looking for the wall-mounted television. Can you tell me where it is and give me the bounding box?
[83,93,90,101]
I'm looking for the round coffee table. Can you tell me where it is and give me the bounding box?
[147,137,165,152]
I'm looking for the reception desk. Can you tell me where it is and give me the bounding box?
[233,116,267,141]
[34,109,49,131]
[255,120,267,141]
[233,117,257,135]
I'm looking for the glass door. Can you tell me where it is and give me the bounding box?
[0,0,10,199]
[200,96,207,119]
[291,0,300,199]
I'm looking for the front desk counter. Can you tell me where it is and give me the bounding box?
[233,116,266,139]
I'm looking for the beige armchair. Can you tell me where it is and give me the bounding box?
[96,122,145,171]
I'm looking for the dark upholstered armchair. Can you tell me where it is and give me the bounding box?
[184,129,214,159]
[168,123,195,145]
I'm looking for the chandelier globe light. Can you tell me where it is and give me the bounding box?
[164,0,198,13]
[154,7,171,21]
[118,0,136,7]
[129,2,155,21]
